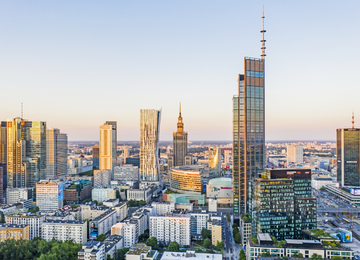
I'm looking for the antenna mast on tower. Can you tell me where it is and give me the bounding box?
[261,5,266,60]
[352,112,355,129]
[21,103,23,119]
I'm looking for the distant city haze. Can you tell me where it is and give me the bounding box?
[1,1,359,141]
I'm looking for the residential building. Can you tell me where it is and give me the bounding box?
[208,147,221,178]
[126,244,158,260]
[208,220,222,246]
[161,251,222,260]
[233,56,265,217]
[6,212,45,239]
[240,214,252,246]
[104,235,124,258]
[246,233,354,260]
[46,128,68,179]
[114,165,139,182]
[78,240,105,260]
[337,127,360,186]
[0,223,30,241]
[81,203,110,220]
[114,202,128,222]
[63,179,92,204]
[252,169,316,240]
[42,220,87,244]
[149,213,191,246]
[169,166,202,195]
[103,198,119,207]
[6,118,46,188]
[190,212,210,235]
[100,121,117,179]
[6,187,32,204]
[94,169,111,187]
[224,149,231,164]
[140,109,161,182]
[112,222,137,248]
[93,145,100,169]
[36,180,63,211]
[89,209,117,239]
[151,202,176,216]
[287,144,303,164]
[0,167,3,203]
[92,188,116,203]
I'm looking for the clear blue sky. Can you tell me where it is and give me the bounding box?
[1,1,360,141]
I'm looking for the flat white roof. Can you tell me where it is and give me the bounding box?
[161,252,222,260]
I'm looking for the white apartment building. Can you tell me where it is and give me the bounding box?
[151,202,175,216]
[190,212,210,235]
[36,180,63,211]
[78,240,105,260]
[94,170,111,188]
[115,202,128,222]
[6,188,32,205]
[6,212,45,239]
[81,203,110,220]
[42,220,87,244]
[149,214,191,246]
[287,144,303,164]
[111,222,137,248]
[92,188,116,203]
[132,213,148,237]
[89,210,117,239]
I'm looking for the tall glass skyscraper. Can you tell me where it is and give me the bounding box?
[6,118,46,188]
[99,121,117,179]
[233,57,265,218]
[46,128,68,179]
[140,109,161,182]
[337,128,360,186]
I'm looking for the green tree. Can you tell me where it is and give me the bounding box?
[331,257,343,260]
[70,204,79,209]
[116,190,121,200]
[277,240,286,247]
[138,229,149,242]
[293,252,304,258]
[201,228,211,240]
[127,199,137,207]
[146,237,158,249]
[250,237,258,245]
[232,223,238,228]
[261,251,271,257]
[310,253,323,259]
[216,241,224,249]
[320,187,326,191]
[167,241,180,251]
[96,234,106,242]
[116,248,129,260]
[203,238,212,249]
[0,212,5,223]
[226,213,231,222]
[139,200,147,207]
[239,249,246,260]
[234,232,241,244]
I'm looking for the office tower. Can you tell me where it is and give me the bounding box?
[46,128,68,179]
[36,180,63,211]
[287,144,303,164]
[93,170,111,187]
[0,167,2,203]
[0,122,6,164]
[173,103,188,167]
[6,187,32,204]
[92,145,99,168]
[208,147,221,178]
[224,149,231,164]
[337,124,360,186]
[7,118,46,188]
[252,169,316,240]
[99,121,117,179]
[140,109,161,182]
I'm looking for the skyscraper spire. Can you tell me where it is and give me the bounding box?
[21,102,23,119]
[177,102,183,133]
[179,102,181,117]
[352,112,355,129]
[261,5,266,60]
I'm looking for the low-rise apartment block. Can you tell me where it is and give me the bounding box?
[126,244,158,260]
[78,240,105,260]
[42,220,87,244]
[0,223,30,241]
[89,209,117,239]
[6,212,45,239]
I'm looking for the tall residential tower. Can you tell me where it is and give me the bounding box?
[233,10,266,218]
[99,121,117,179]
[140,109,161,182]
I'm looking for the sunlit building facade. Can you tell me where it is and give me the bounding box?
[99,121,117,179]
[208,147,221,178]
[6,118,46,188]
[337,128,360,187]
[46,128,68,179]
[233,57,265,218]
[140,109,161,182]
[170,166,202,195]
[92,145,99,168]
[173,104,188,167]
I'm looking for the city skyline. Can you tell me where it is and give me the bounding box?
[1,1,360,141]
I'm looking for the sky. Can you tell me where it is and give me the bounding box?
[1,1,360,141]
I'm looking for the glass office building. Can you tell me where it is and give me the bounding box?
[233,57,265,218]
[337,128,360,187]
[99,121,117,179]
[252,169,316,240]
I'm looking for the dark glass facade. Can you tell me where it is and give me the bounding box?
[93,145,99,168]
[252,169,316,240]
[233,57,265,217]
[337,128,360,186]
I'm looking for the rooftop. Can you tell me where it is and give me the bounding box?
[161,251,222,260]
[127,243,151,255]
[0,223,28,229]
[43,219,85,225]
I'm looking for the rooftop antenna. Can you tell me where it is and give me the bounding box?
[352,111,355,129]
[21,103,23,119]
[179,102,181,116]
[261,5,266,60]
